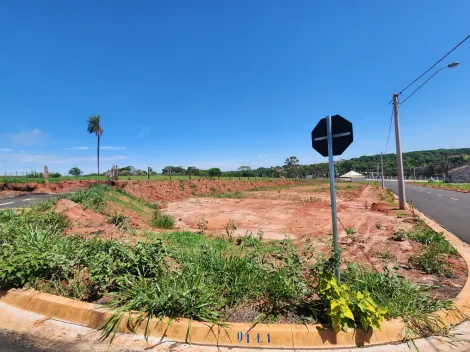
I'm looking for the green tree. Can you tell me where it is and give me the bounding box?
[87,115,103,175]
[68,167,83,177]
[208,168,221,177]
[284,156,299,178]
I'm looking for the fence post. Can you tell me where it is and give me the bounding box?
[44,166,49,189]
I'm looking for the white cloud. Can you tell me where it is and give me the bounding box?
[257,154,270,158]
[100,146,127,150]
[0,148,14,152]
[137,127,152,138]
[66,146,89,150]
[8,128,48,146]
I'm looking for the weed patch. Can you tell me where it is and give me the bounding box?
[151,209,175,229]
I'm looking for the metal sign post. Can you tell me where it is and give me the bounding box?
[311,114,353,282]
[326,115,340,282]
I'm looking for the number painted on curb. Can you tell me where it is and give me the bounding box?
[237,332,271,344]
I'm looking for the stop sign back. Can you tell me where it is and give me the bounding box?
[311,115,353,157]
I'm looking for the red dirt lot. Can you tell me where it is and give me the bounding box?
[119,179,307,202]
[163,184,467,292]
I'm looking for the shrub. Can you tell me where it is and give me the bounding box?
[107,213,130,229]
[197,216,208,234]
[151,209,175,229]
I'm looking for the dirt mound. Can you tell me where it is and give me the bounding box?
[119,179,302,202]
[370,202,393,214]
[55,199,122,240]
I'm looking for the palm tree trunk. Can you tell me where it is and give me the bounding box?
[97,134,100,176]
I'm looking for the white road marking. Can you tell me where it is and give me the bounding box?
[427,191,431,194]
[437,194,442,196]
[22,198,33,202]
[420,190,423,192]
[450,198,458,201]
[0,202,15,206]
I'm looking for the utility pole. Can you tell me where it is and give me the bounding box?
[392,93,406,210]
[380,152,385,189]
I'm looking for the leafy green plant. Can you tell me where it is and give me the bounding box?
[376,223,383,230]
[345,227,356,235]
[107,213,130,229]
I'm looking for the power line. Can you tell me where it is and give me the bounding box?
[398,34,469,96]
[384,107,394,152]
[399,66,446,105]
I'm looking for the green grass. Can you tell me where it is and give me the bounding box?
[0,191,457,342]
[413,182,470,192]
[406,221,458,276]
[151,209,175,229]
[344,264,451,319]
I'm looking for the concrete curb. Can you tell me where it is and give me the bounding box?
[1,211,470,349]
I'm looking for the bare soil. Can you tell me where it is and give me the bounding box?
[56,199,127,241]
[164,184,467,294]
[43,181,466,300]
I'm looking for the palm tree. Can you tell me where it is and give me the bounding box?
[87,115,103,175]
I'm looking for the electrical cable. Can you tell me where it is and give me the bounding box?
[398,34,469,96]
[400,67,445,105]
[383,107,394,153]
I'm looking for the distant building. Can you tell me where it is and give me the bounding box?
[448,164,470,183]
[339,170,365,182]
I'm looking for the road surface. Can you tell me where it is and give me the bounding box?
[384,181,470,243]
[0,193,61,209]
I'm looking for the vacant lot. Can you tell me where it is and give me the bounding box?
[0,180,466,339]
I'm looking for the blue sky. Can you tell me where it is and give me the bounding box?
[1,1,469,174]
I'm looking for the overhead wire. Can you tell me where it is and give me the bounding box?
[398,34,469,96]
[383,107,394,153]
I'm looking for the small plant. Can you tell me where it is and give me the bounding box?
[317,271,387,332]
[345,227,356,235]
[225,219,237,241]
[393,229,408,241]
[396,212,406,219]
[210,186,217,193]
[189,182,197,189]
[409,246,452,276]
[197,216,208,234]
[257,228,264,240]
[151,209,175,229]
[376,223,383,230]
[107,213,130,230]
[373,249,396,262]
[179,181,185,190]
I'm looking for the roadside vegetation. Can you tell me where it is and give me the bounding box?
[413,181,470,193]
[0,193,457,340]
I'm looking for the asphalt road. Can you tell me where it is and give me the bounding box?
[0,193,61,209]
[384,181,470,243]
